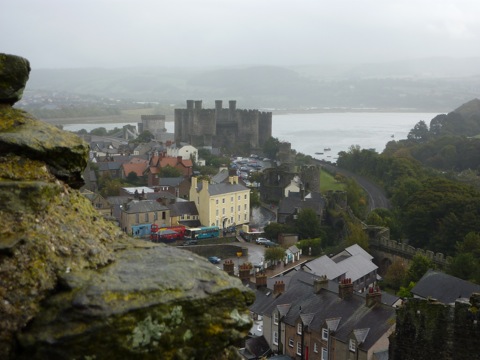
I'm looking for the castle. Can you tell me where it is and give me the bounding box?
[174,100,272,151]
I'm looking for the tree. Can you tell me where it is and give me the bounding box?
[90,127,108,136]
[263,222,294,242]
[405,254,434,284]
[384,259,407,291]
[263,137,280,160]
[134,130,154,144]
[296,238,322,256]
[345,221,369,250]
[264,247,285,264]
[250,190,261,208]
[407,120,430,142]
[294,208,322,240]
[160,165,182,178]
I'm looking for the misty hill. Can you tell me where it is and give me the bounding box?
[25,58,480,112]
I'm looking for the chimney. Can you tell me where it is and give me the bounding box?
[366,286,382,307]
[228,176,233,184]
[239,262,252,283]
[313,275,328,294]
[201,179,209,192]
[191,177,198,191]
[273,280,285,295]
[255,273,267,289]
[339,278,354,300]
[223,259,235,276]
[177,155,182,164]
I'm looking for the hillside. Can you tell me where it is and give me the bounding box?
[23,58,480,112]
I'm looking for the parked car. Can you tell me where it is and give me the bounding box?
[263,240,279,248]
[183,239,198,246]
[208,256,221,264]
[255,237,269,245]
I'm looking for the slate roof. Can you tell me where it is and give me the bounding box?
[259,270,395,352]
[167,201,198,217]
[211,169,230,184]
[277,191,326,222]
[159,177,184,187]
[123,200,169,213]
[304,245,378,283]
[411,269,480,304]
[244,336,271,359]
[197,182,248,196]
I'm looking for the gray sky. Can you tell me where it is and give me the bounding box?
[2,0,480,69]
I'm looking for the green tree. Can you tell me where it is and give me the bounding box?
[90,127,108,136]
[160,165,182,178]
[384,259,407,291]
[263,137,280,160]
[397,281,415,298]
[345,221,369,250]
[294,208,322,240]
[296,238,322,256]
[250,190,261,208]
[263,222,294,242]
[405,254,434,284]
[264,247,286,264]
[407,120,430,142]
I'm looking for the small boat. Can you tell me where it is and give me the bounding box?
[391,134,395,138]
[324,147,331,151]
[315,152,324,155]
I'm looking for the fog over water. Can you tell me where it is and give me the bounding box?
[271,112,440,158]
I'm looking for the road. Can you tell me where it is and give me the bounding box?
[317,160,390,211]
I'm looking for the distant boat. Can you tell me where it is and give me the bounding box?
[315,152,324,155]
[324,147,331,151]
[391,134,395,138]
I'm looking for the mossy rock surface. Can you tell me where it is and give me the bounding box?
[17,245,254,360]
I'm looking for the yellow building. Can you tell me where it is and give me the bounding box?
[189,176,250,229]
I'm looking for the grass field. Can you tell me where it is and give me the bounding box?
[320,169,345,192]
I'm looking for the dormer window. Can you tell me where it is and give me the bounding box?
[322,328,329,340]
[297,322,302,335]
[349,339,356,352]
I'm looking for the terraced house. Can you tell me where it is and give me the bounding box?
[258,271,395,360]
[189,176,250,229]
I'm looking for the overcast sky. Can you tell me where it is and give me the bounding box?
[2,0,480,69]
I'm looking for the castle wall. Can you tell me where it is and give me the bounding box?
[174,100,271,151]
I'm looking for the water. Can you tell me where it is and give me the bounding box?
[272,112,440,159]
[63,112,441,159]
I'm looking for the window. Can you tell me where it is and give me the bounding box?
[231,206,234,213]
[314,342,318,353]
[238,195,241,200]
[154,212,158,220]
[273,312,279,325]
[222,198,225,203]
[244,204,247,210]
[231,196,233,202]
[322,328,329,340]
[238,205,241,211]
[288,338,294,347]
[222,208,225,215]
[244,194,247,199]
[296,342,302,356]
[273,331,278,345]
[297,322,302,335]
[322,347,328,360]
[145,213,148,222]
[349,339,356,352]
[216,209,219,216]
[216,199,218,204]
[162,212,166,220]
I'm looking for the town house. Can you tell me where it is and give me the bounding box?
[260,270,395,360]
[189,176,250,229]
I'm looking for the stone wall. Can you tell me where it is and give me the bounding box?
[390,294,480,360]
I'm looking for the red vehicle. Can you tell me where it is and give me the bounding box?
[150,225,186,243]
